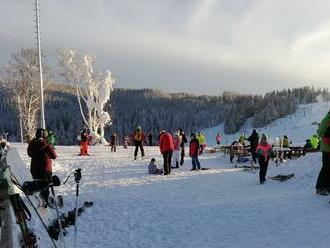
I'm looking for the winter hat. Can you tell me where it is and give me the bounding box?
[36,128,45,139]
[260,134,268,143]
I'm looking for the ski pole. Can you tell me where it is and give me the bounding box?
[73,169,82,248]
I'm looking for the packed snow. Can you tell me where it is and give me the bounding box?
[6,101,330,248]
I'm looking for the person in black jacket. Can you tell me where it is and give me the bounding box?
[247,129,259,165]
[179,129,188,165]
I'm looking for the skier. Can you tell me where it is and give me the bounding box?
[179,129,188,165]
[110,133,117,152]
[79,128,90,156]
[172,131,182,168]
[133,126,145,160]
[189,133,201,170]
[247,129,259,168]
[148,158,163,174]
[256,134,273,184]
[316,111,330,195]
[148,132,153,146]
[27,128,57,205]
[159,130,174,175]
[216,133,222,145]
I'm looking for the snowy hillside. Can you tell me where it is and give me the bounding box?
[203,101,329,146]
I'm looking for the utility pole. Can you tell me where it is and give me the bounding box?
[35,0,45,129]
[17,96,24,143]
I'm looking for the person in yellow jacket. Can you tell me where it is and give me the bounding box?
[238,135,245,146]
[310,134,319,149]
[197,132,206,154]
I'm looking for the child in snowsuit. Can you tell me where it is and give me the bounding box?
[256,134,273,184]
[172,132,182,168]
[189,133,201,170]
[148,158,163,174]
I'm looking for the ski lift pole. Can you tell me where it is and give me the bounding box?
[276,137,279,167]
[73,169,82,248]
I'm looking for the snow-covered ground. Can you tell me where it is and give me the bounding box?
[6,101,330,248]
[10,141,330,248]
[203,101,329,146]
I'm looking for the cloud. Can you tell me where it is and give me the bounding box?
[1,0,330,94]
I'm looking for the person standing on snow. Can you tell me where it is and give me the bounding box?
[79,128,90,156]
[110,133,117,152]
[316,111,330,195]
[159,130,174,175]
[179,129,187,165]
[197,132,206,154]
[256,134,273,184]
[27,128,57,205]
[148,132,153,146]
[216,133,222,145]
[133,126,145,160]
[247,129,259,167]
[172,132,182,168]
[189,133,201,170]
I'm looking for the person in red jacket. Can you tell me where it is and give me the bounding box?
[79,128,90,156]
[159,130,174,175]
[27,128,57,205]
[189,133,201,170]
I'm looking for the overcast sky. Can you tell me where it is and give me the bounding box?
[1,0,330,95]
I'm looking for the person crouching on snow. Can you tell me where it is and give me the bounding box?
[172,132,182,168]
[256,134,273,184]
[148,158,163,174]
[189,133,201,170]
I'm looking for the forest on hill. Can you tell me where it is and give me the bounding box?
[0,84,328,145]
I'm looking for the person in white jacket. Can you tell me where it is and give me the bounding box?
[172,132,182,168]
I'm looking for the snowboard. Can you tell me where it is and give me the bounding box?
[268,173,294,182]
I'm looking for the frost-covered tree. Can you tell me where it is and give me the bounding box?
[0,48,50,141]
[58,48,114,144]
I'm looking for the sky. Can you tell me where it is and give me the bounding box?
[1,0,330,95]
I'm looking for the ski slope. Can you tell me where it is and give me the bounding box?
[203,101,329,146]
